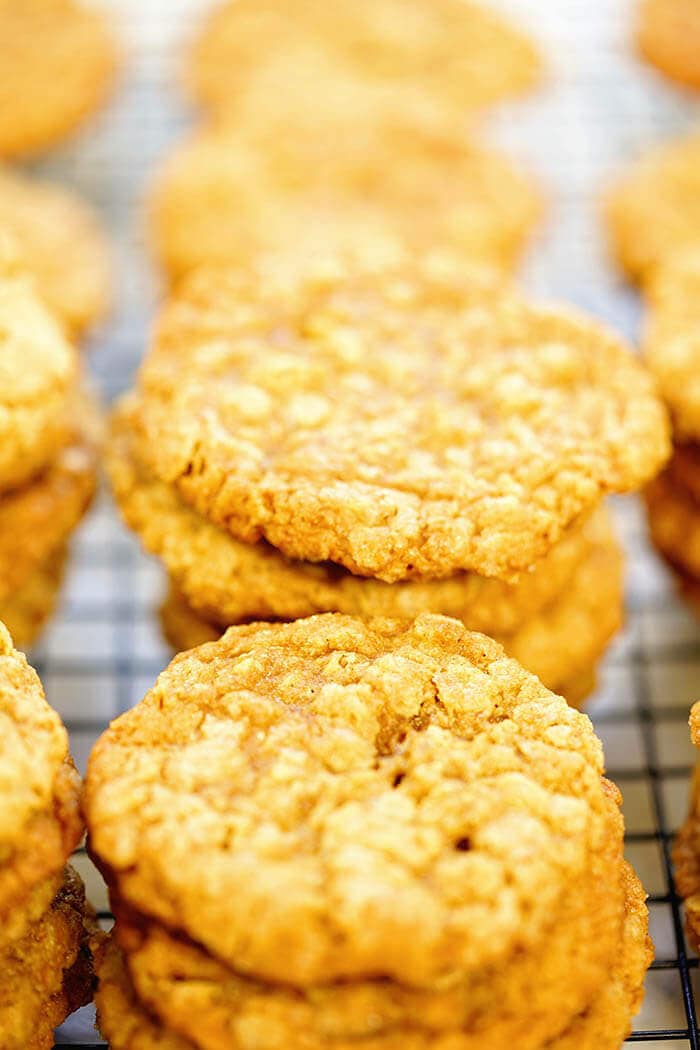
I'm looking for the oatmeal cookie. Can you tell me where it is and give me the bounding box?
[0,549,67,651]
[0,166,111,337]
[0,0,118,159]
[0,866,97,1050]
[605,134,700,284]
[134,263,668,582]
[185,0,541,118]
[0,623,82,919]
[0,386,99,603]
[85,614,623,996]
[673,704,700,948]
[110,396,608,637]
[644,248,700,440]
[0,272,78,494]
[149,123,541,282]
[645,467,700,580]
[637,0,700,90]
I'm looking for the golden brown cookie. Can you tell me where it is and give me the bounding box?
[0,271,78,494]
[185,0,541,119]
[0,166,111,337]
[85,613,628,1049]
[110,395,610,638]
[637,0,700,90]
[135,263,669,583]
[0,0,118,159]
[95,862,649,1050]
[643,248,700,440]
[605,134,700,284]
[645,466,700,580]
[0,387,99,604]
[0,623,83,923]
[149,120,541,282]
[157,507,623,707]
[0,549,67,651]
[673,703,700,948]
[0,866,97,1050]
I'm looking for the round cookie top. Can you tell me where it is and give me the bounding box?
[0,166,111,337]
[86,612,611,988]
[644,247,700,439]
[135,263,669,582]
[185,0,541,118]
[637,0,700,90]
[0,623,72,853]
[149,119,541,282]
[0,272,77,494]
[605,134,700,284]
[0,0,118,159]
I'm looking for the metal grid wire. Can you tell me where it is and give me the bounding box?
[28,0,699,1045]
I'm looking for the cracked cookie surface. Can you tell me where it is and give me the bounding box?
[134,264,668,582]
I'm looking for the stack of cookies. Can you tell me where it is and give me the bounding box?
[149,0,543,284]
[0,259,99,648]
[606,135,700,599]
[86,613,653,1049]
[0,623,97,1046]
[108,260,670,704]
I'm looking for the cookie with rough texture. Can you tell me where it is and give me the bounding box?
[95,861,648,1050]
[0,550,67,651]
[0,271,78,494]
[605,134,700,284]
[135,263,669,583]
[0,622,83,921]
[0,0,118,159]
[645,467,700,580]
[86,614,624,1009]
[0,385,98,599]
[150,120,541,283]
[0,389,99,604]
[644,249,700,440]
[637,0,700,89]
[111,395,608,637]
[0,866,97,1050]
[673,704,700,948]
[186,0,541,118]
[0,166,111,337]
[158,510,623,706]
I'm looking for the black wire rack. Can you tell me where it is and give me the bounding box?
[29,0,700,1045]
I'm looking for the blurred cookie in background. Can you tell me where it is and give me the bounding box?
[637,0,700,90]
[185,0,542,120]
[0,166,111,339]
[604,133,700,285]
[149,118,542,283]
[0,0,119,160]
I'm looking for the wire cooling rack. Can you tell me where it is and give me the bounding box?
[33,0,700,1045]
